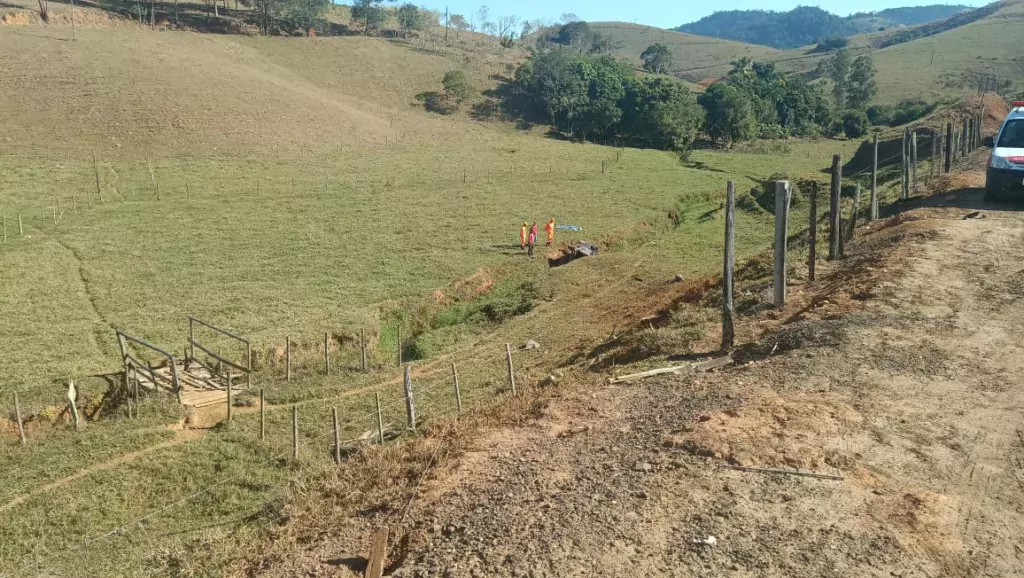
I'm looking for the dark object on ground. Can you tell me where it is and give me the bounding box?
[964,211,985,220]
[548,242,599,268]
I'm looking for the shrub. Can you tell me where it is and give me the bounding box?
[842,110,870,138]
[442,70,473,111]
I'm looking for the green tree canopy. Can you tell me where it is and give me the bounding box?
[351,0,388,34]
[442,70,474,107]
[847,55,877,110]
[397,3,426,32]
[640,43,672,74]
[699,82,757,146]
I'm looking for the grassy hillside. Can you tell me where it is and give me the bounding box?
[591,22,778,79]
[594,0,1023,103]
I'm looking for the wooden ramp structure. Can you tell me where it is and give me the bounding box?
[116,317,253,409]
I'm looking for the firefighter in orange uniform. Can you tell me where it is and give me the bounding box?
[545,218,555,246]
[520,222,528,250]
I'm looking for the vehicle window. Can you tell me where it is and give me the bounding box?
[997,120,1024,148]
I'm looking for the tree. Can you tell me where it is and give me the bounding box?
[397,3,425,33]
[699,82,757,146]
[351,0,388,35]
[442,70,474,111]
[847,55,877,110]
[842,109,870,137]
[559,12,578,24]
[824,48,852,109]
[621,77,705,153]
[496,14,519,41]
[552,20,591,52]
[450,13,468,37]
[588,32,612,55]
[640,43,672,74]
[520,20,534,39]
[476,5,490,34]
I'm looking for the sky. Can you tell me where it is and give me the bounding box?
[417,0,987,29]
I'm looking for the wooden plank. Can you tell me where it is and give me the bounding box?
[773,180,791,307]
[609,356,733,384]
[364,528,389,578]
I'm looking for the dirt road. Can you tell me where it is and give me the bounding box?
[239,169,1024,577]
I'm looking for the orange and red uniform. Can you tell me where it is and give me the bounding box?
[519,223,528,248]
[545,219,555,246]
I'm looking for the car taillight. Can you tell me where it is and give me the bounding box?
[1010,157,1024,164]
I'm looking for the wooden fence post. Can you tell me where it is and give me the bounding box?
[18,213,23,236]
[286,336,292,381]
[324,332,330,375]
[452,362,462,413]
[847,184,862,242]
[292,405,299,461]
[505,343,517,395]
[14,392,26,444]
[226,370,233,422]
[829,155,842,261]
[403,365,416,430]
[962,118,969,158]
[945,123,953,174]
[360,329,367,372]
[809,182,818,282]
[721,181,736,350]
[246,342,252,388]
[375,391,385,444]
[931,131,939,179]
[332,407,341,464]
[870,135,879,221]
[260,388,266,441]
[773,181,791,307]
[902,128,910,200]
[911,131,918,196]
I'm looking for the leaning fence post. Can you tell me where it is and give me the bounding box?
[286,336,292,381]
[14,392,26,444]
[962,117,969,158]
[773,181,791,307]
[332,407,341,464]
[375,392,385,444]
[292,406,299,461]
[829,155,842,261]
[18,213,23,236]
[451,362,462,413]
[809,182,818,282]
[931,130,939,179]
[246,342,252,388]
[911,131,918,196]
[403,365,416,430]
[324,332,330,375]
[505,343,517,395]
[721,181,736,350]
[93,153,104,203]
[870,134,879,221]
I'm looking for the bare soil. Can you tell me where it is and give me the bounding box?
[237,163,1024,577]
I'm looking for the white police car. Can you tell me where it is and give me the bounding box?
[987,101,1024,201]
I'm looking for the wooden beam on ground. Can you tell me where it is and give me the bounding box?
[608,355,733,384]
[364,528,389,578]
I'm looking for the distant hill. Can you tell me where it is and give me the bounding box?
[674,4,975,49]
